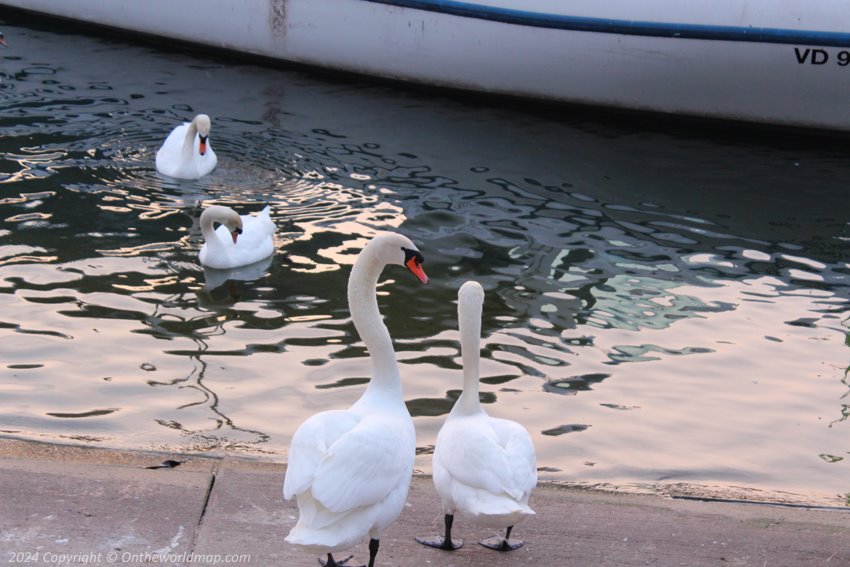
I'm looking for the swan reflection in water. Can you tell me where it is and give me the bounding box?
[201,254,274,293]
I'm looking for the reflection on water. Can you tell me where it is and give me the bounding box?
[0,13,848,506]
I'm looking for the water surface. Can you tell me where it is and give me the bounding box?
[0,14,848,507]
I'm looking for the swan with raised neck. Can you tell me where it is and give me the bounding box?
[417,280,537,554]
[283,231,428,567]
[155,114,217,179]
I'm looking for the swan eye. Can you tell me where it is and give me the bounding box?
[401,247,428,284]
[401,247,423,265]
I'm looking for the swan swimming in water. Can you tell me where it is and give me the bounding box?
[156,114,217,179]
[417,280,537,552]
[283,232,429,567]
[198,205,275,270]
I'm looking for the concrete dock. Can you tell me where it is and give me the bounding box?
[1,438,847,566]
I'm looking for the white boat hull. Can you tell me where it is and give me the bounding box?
[4,0,850,130]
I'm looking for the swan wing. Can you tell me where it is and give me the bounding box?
[238,206,276,248]
[283,410,360,500]
[252,205,274,230]
[311,413,413,514]
[489,417,538,495]
[436,416,524,499]
[155,122,190,175]
[158,122,189,154]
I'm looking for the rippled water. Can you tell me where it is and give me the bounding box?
[1,14,848,506]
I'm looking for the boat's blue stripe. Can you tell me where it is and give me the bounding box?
[365,0,850,47]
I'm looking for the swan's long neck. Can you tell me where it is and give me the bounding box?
[348,248,401,399]
[182,120,198,162]
[200,210,225,251]
[456,291,483,415]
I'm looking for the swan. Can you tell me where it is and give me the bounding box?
[198,205,275,270]
[155,114,217,179]
[283,232,429,567]
[417,280,537,552]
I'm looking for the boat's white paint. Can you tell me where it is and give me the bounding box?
[4,0,850,130]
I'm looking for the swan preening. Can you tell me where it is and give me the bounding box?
[198,205,275,270]
[283,232,429,567]
[156,114,217,179]
[417,280,537,552]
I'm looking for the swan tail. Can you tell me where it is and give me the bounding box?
[243,208,276,240]
[285,492,375,554]
[458,489,535,528]
[468,506,535,529]
[256,207,276,236]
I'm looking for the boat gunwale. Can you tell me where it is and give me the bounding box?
[366,0,850,47]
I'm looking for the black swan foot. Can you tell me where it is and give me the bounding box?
[479,535,524,551]
[479,525,524,552]
[319,553,362,567]
[415,535,463,551]
[416,513,463,551]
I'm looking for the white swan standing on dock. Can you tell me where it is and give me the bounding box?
[283,232,429,567]
[417,280,537,552]
[155,114,217,179]
[198,205,275,270]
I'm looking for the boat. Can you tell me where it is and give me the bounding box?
[3,0,850,131]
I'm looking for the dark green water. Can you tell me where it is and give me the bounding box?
[0,13,848,506]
